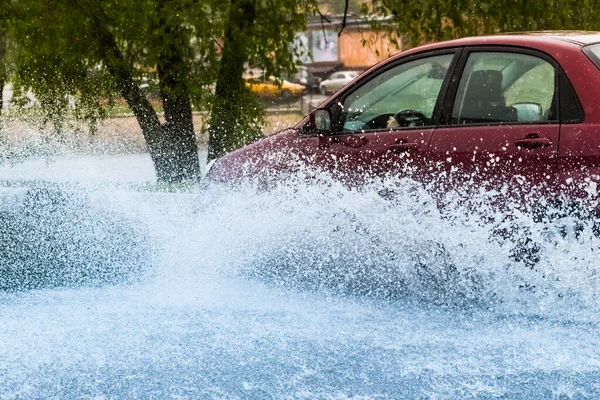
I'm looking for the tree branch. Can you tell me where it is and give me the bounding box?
[71,0,162,147]
[315,6,331,43]
[338,0,349,36]
[315,7,331,24]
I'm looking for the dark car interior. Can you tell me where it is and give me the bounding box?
[457,70,519,124]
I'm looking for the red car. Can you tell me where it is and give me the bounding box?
[207,32,600,214]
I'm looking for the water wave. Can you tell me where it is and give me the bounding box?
[187,172,600,320]
[2,170,599,321]
[1,169,600,397]
[0,185,152,290]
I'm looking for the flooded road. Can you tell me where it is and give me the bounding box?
[0,155,599,398]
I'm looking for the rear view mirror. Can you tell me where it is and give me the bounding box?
[309,108,332,133]
[427,63,446,79]
[513,102,543,121]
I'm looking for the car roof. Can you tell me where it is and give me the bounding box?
[537,31,600,44]
[390,31,600,58]
[467,31,600,45]
[520,31,600,45]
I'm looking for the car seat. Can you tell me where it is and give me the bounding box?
[460,70,518,123]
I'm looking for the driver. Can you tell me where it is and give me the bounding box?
[387,115,400,129]
[386,110,428,129]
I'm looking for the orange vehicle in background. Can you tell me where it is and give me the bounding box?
[244,73,306,100]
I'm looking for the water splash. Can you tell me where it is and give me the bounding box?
[1,167,600,398]
[0,185,152,290]
[185,175,600,320]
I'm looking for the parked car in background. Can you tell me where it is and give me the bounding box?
[208,32,600,215]
[319,70,360,95]
[244,73,305,100]
[284,66,322,93]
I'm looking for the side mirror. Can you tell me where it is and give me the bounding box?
[309,108,332,133]
[512,102,543,121]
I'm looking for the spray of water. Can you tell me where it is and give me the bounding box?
[0,185,152,290]
[186,173,600,320]
[3,167,598,318]
[1,165,600,398]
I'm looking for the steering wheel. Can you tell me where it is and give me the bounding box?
[391,109,430,128]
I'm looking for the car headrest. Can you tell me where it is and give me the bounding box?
[463,70,504,103]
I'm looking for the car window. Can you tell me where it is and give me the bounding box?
[329,73,341,80]
[451,52,556,124]
[340,53,454,132]
[583,43,600,70]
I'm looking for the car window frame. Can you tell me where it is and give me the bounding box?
[558,64,585,124]
[440,46,565,127]
[323,48,463,136]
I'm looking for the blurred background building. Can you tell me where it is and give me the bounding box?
[296,14,401,78]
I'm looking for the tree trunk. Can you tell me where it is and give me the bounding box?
[155,3,202,182]
[0,71,4,117]
[0,30,6,117]
[208,0,258,161]
[87,7,201,183]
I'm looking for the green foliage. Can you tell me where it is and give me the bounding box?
[248,0,313,78]
[3,0,318,164]
[4,0,223,126]
[315,0,362,15]
[208,0,315,159]
[368,0,600,46]
[208,87,265,156]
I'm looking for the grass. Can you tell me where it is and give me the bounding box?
[0,106,305,179]
[101,97,304,135]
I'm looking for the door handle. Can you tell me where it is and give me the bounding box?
[387,143,420,153]
[515,135,552,149]
[328,136,368,148]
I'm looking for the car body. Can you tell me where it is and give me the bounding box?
[244,73,306,100]
[319,70,361,95]
[208,32,600,214]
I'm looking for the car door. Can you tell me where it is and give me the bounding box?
[302,50,460,185]
[557,44,597,206]
[427,48,560,204]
